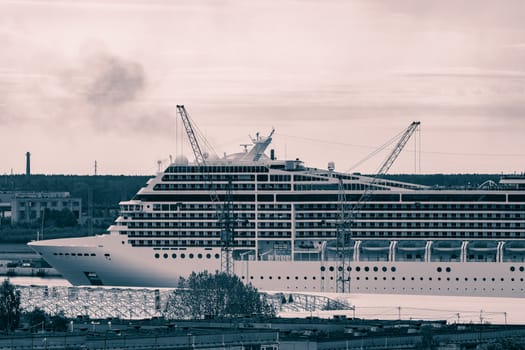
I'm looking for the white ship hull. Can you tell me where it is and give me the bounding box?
[29,234,525,298]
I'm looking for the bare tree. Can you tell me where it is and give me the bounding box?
[165,271,275,320]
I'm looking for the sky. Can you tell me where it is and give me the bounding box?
[1,0,525,175]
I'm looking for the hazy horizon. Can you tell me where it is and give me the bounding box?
[2,0,525,175]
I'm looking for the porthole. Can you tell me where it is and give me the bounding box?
[197,253,202,259]
[491,278,495,282]
[364,266,370,272]
[189,253,194,259]
[163,253,168,259]
[329,266,334,272]
[347,267,351,271]
[520,266,524,272]
[501,278,504,282]
[269,276,273,280]
[206,253,211,259]
[295,276,299,280]
[373,266,378,272]
[511,266,516,272]
[382,267,387,272]
[286,276,290,280]
[250,276,254,280]
[392,277,395,280]
[356,277,360,280]
[313,276,316,280]
[215,254,220,259]
[411,277,415,281]
[181,253,186,259]
[446,267,451,272]
[338,266,343,272]
[172,253,177,259]
[374,277,378,280]
[260,276,264,280]
[391,267,396,272]
[330,277,334,280]
[420,277,424,281]
[356,266,361,272]
[437,267,442,273]
[320,266,326,272]
[304,276,307,280]
[121,241,125,245]
[464,278,468,281]
[154,253,160,259]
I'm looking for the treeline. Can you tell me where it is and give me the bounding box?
[0,175,151,209]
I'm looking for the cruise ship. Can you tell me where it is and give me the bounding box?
[29,119,525,298]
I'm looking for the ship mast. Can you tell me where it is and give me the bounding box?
[337,121,420,293]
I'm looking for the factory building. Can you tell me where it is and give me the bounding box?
[0,191,82,224]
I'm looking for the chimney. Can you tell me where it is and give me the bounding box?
[26,152,31,176]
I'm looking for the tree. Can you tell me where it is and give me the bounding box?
[165,271,275,319]
[50,311,69,332]
[0,279,21,333]
[26,307,47,332]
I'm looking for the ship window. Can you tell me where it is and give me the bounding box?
[320,266,326,272]
[198,253,202,259]
[446,267,451,272]
[391,267,396,272]
[91,253,96,256]
[511,266,515,272]
[172,254,177,259]
[189,253,194,259]
[154,253,159,259]
[163,253,168,259]
[382,267,387,272]
[520,266,525,272]
[437,267,442,272]
[356,266,361,272]
[181,254,186,259]
[215,254,220,259]
[373,266,378,272]
[206,253,211,259]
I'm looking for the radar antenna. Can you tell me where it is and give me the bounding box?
[336,121,420,293]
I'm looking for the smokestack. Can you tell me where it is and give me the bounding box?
[26,152,31,176]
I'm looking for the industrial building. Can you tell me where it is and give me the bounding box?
[0,191,82,225]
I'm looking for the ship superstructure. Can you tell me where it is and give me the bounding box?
[28,111,525,297]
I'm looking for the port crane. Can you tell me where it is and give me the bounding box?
[336,121,420,292]
[175,105,235,275]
